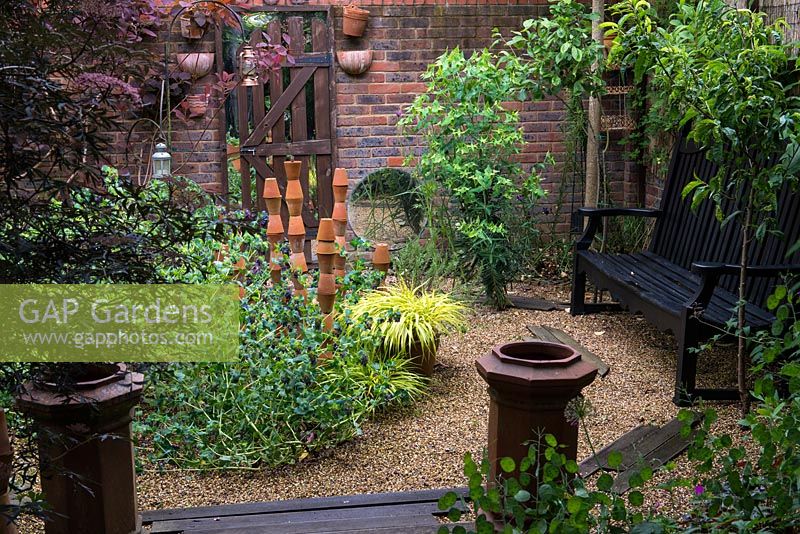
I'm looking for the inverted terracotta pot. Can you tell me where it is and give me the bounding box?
[334,221,347,238]
[285,197,303,218]
[332,203,348,223]
[318,273,336,295]
[334,253,346,277]
[263,178,281,199]
[476,341,597,507]
[233,257,246,271]
[287,216,305,237]
[323,313,334,332]
[317,218,335,242]
[267,217,284,237]
[291,251,308,273]
[333,168,348,187]
[270,265,282,285]
[284,160,302,181]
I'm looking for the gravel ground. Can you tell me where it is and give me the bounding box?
[135,282,748,522]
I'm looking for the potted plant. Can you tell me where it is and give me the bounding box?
[349,279,466,376]
[342,4,369,37]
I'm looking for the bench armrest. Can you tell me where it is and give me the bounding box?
[688,262,800,310]
[577,207,662,219]
[575,208,662,251]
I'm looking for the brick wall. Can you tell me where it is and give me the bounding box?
[117,0,646,233]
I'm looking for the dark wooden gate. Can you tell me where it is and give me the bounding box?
[237,7,336,241]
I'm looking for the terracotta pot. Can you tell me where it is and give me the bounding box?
[265,197,282,215]
[407,338,440,377]
[318,273,336,295]
[334,252,346,278]
[333,167,349,187]
[233,257,246,271]
[270,268,282,285]
[603,31,617,52]
[291,251,308,273]
[285,197,303,218]
[16,364,143,534]
[267,217,284,237]
[318,252,335,274]
[332,202,348,222]
[176,53,215,78]
[184,94,207,118]
[342,4,369,37]
[288,235,305,253]
[334,221,347,238]
[333,185,348,204]
[287,216,305,237]
[372,243,390,271]
[180,14,205,39]
[337,50,373,76]
[317,241,337,255]
[263,177,281,199]
[284,160,302,181]
[323,313,335,332]
[317,218,335,242]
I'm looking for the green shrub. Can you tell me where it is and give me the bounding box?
[139,230,428,470]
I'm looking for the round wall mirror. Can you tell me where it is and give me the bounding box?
[348,169,424,246]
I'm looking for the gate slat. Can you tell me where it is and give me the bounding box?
[313,18,334,219]
[251,29,267,212]
[237,52,253,210]
[268,20,289,229]
[287,16,317,238]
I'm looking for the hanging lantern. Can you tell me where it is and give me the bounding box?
[151,142,171,179]
[239,45,258,87]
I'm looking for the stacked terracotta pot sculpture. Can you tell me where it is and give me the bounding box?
[372,243,390,281]
[284,160,308,297]
[316,218,337,334]
[263,177,284,286]
[332,168,349,280]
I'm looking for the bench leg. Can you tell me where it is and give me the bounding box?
[673,313,699,406]
[571,258,587,316]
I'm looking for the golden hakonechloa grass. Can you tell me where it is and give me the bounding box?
[349,279,467,357]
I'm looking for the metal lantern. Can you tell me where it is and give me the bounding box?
[152,142,171,178]
[239,45,258,87]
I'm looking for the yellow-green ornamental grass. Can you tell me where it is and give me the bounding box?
[349,279,467,358]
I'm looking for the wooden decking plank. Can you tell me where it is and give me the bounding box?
[611,426,696,494]
[176,514,439,534]
[156,504,442,534]
[151,501,443,533]
[526,325,610,377]
[509,295,568,311]
[525,325,560,343]
[143,487,465,524]
[579,424,659,478]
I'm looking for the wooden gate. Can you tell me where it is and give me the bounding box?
[237,7,336,241]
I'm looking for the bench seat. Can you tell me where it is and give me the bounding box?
[578,250,774,332]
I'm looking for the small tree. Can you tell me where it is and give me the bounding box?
[609,0,800,410]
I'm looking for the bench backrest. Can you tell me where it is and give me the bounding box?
[648,135,800,308]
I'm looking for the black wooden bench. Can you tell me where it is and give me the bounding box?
[571,135,800,406]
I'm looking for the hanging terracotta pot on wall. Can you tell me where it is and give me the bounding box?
[336,50,373,76]
[342,4,369,37]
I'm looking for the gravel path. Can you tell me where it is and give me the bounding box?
[137,282,747,519]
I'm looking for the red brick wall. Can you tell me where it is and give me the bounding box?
[116,0,645,233]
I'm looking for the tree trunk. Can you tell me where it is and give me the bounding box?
[585,0,603,211]
[738,202,752,414]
